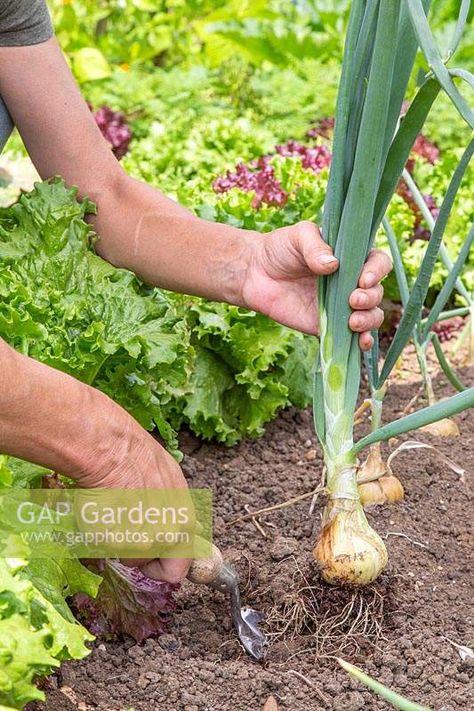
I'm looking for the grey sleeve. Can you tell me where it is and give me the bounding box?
[0,0,53,47]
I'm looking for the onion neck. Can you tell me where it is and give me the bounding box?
[325,459,359,501]
[415,340,435,406]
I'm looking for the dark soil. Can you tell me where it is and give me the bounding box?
[37,347,474,710]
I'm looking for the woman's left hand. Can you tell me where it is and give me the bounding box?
[240,221,392,351]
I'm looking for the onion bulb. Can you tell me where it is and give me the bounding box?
[313,498,388,586]
[421,418,460,437]
[357,444,404,508]
[359,474,404,508]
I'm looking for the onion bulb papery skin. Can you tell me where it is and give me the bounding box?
[357,442,387,482]
[357,443,404,508]
[421,418,460,437]
[359,475,405,508]
[313,463,388,586]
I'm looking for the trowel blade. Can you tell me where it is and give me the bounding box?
[237,607,266,660]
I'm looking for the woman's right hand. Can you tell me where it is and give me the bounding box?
[75,412,194,584]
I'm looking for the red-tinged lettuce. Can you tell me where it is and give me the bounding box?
[93,106,132,160]
[431,316,467,343]
[74,561,177,643]
[212,139,331,209]
[213,158,288,208]
[275,140,331,173]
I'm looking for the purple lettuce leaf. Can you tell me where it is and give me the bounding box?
[93,106,132,160]
[73,560,178,643]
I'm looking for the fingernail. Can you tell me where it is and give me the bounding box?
[319,254,338,265]
[364,271,376,287]
[357,293,368,306]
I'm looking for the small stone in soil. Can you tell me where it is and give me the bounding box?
[269,536,298,561]
[342,690,366,710]
[263,696,279,710]
[158,633,180,652]
[394,673,408,688]
[324,680,343,696]
[137,675,149,689]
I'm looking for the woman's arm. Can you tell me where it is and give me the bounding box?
[0,38,254,303]
[0,337,190,582]
[0,37,391,345]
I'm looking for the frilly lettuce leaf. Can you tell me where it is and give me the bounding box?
[73,560,177,643]
[169,299,315,444]
[0,554,98,709]
[0,178,191,459]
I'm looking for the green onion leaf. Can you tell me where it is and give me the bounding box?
[338,658,432,711]
[422,222,474,339]
[431,334,467,393]
[354,388,474,453]
[377,139,474,387]
[406,0,474,127]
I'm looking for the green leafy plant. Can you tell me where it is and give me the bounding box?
[49,0,334,71]
[0,540,99,709]
[0,179,190,458]
[172,298,316,444]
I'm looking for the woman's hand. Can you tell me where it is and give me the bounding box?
[71,408,194,585]
[240,221,392,351]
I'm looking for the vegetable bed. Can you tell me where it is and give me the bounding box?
[32,346,473,711]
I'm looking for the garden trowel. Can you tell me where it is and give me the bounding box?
[188,543,266,660]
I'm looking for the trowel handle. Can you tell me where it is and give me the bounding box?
[187,542,224,585]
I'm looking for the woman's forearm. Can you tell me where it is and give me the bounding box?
[0,38,256,304]
[92,174,256,304]
[0,338,132,480]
